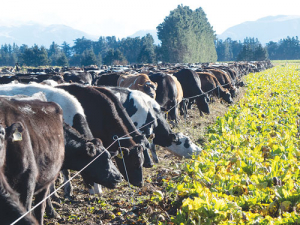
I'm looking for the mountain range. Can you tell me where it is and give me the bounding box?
[0,15,299,47]
[217,15,300,44]
[0,23,98,47]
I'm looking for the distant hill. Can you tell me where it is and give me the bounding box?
[129,30,160,45]
[0,22,98,47]
[217,15,300,44]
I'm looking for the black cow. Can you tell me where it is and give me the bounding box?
[93,73,121,86]
[46,121,123,218]
[148,73,178,122]
[63,71,93,85]
[0,97,65,224]
[0,123,38,225]
[57,84,144,187]
[0,172,39,225]
[174,69,210,116]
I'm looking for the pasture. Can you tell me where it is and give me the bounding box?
[43,63,300,224]
[0,61,294,224]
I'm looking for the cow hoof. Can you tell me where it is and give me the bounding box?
[64,195,73,201]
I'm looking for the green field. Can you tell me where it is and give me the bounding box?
[163,64,300,224]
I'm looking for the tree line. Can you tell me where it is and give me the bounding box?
[0,34,158,67]
[0,4,299,67]
[216,36,300,61]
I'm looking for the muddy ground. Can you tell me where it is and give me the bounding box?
[44,86,246,225]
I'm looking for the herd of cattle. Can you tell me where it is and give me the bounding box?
[0,60,273,224]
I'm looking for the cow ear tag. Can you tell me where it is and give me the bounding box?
[13,130,22,142]
[117,149,123,159]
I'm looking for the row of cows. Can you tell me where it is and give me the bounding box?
[0,60,272,224]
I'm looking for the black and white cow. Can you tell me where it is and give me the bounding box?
[105,87,202,162]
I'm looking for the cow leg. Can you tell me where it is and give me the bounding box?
[33,186,49,225]
[62,169,73,200]
[45,197,61,219]
[16,170,36,212]
[89,183,103,195]
[49,181,61,203]
[150,143,159,163]
[180,99,188,118]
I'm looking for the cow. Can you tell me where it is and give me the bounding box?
[0,123,38,225]
[197,72,233,104]
[174,69,210,116]
[92,86,153,168]
[168,75,184,123]
[63,71,93,85]
[106,87,202,162]
[93,73,121,86]
[0,97,65,224]
[56,84,144,187]
[148,73,179,123]
[117,73,158,99]
[46,121,123,219]
[0,83,97,140]
[205,68,237,97]
[0,171,39,225]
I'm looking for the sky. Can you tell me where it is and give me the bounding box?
[1,0,300,38]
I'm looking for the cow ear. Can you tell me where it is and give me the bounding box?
[86,142,97,157]
[6,122,24,142]
[138,84,143,87]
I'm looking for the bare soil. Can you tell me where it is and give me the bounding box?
[44,87,246,225]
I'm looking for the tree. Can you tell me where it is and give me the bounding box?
[56,52,69,67]
[48,42,61,66]
[20,45,49,66]
[237,45,252,61]
[73,37,93,55]
[157,5,217,63]
[137,34,156,63]
[118,37,142,64]
[254,44,268,61]
[266,41,279,60]
[61,41,72,58]
[69,54,81,67]
[80,49,98,66]
[103,49,127,65]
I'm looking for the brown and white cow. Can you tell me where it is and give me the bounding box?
[117,73,157,99]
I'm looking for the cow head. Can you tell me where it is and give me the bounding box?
[166,132,202,158]
[114,144,144,187]
[140,81,157,99]
[221,90,233,104]
[65,135,123,189]
[196,94,210,115]
[133,134,153,168]
[230,86,237,98]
